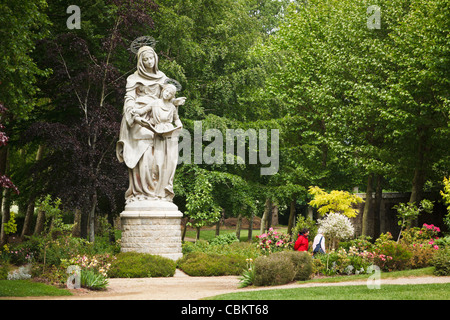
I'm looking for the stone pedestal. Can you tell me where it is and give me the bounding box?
[120,200,183,261]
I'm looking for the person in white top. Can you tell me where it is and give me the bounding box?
[312,230,326,256]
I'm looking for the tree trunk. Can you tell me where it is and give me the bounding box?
[260,198,270,234]
[0,146,10,246]
[21,197,35,239]
[266,199,273,230]
[215,208,225,236]
[362,173,374,237]
[287,199,296,235]
[34,208,46,235]
[373,175,383,239]
[408,131,427,227]
[235,214,242,240]
[182,218,187,241]
[72,208,82,237]
[0,145,9,217]
[196,226,201,240]
[247,213,253,242]
[88,189,97,242]
[21,145,45,239]
[0,189,11,246]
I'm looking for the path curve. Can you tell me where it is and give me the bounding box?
[17,270,450,300]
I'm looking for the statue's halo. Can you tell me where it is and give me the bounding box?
[129,36,157,54]
[164,78,182,92]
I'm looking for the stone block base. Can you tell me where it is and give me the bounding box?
[120,200,183,261]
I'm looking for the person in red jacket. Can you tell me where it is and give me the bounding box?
[294,228,309,251]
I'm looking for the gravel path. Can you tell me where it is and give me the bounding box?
[18,270,450,300]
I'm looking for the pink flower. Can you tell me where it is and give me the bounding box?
[428,239,435,245]
[433,245,439,250]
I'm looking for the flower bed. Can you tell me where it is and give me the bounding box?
[256,228,292,254]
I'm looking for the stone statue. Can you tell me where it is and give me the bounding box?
[117,45,185,260]
[116,46,185,203]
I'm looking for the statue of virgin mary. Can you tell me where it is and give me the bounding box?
[116,46,168,202]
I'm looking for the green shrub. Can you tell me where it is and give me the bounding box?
[272,251,313,281]
[253,253,296,286]
[209,233,239,246]
[407,246,437,269]
[292,215,318,243]
[431,247,450,276]
[182,240,260,259]
[339,236,373,252]
[177,252,246,276]
[109,252,176,278]
[435,236,450,249]
[374,237,413,271]
[0,263,10,280]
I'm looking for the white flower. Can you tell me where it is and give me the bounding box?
[318,212,354,240]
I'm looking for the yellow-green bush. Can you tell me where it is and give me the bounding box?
[109,252,176,278]
[177,252,246,276]
[253,253,296,286]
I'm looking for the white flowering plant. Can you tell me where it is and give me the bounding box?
[318,212,354,250]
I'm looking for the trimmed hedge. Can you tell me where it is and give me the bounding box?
[432,247,450,276]
[274,251,313,281]
[108,252,176,278]
[253,251,313,286]
[177,252,246,276]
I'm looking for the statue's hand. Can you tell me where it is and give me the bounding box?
[173,97,186,106]
[131,108,145,116]
[134,116,146,127]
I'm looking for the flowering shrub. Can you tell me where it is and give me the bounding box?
[1,244,35,265]
[422,223,441,234]
[318,212,354,250]
[316,246,374,276]
[256,228,292,254]
[400,223,441,250]
[373,240,412,271]
[62,254,114,277]
[359,251,393,271]
[60,254,115,290]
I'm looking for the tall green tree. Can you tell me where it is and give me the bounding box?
[21,0,159,241]
[0,0,50,245]
[254,0,449,235]
[151,0,291,227]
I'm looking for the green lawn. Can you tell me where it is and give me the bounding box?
[207,267,447,300]
[304,267,436,284]
[207,283,450,300]
[0,280,72,297]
